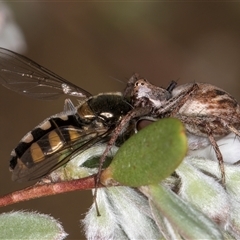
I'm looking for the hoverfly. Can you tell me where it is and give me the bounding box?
[0,48,136,182]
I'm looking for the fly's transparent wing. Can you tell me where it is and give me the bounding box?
[0,48,91,100]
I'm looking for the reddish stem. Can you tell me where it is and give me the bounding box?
[0,175,101,207]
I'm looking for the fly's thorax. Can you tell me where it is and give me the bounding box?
[77,92,132,127]
[131,79,171,108]
[77,101,96,121]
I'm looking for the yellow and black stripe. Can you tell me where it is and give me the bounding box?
[10,115,87,170]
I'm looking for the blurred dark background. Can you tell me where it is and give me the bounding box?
[0,2,240,239]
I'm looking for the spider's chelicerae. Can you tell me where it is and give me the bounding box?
[128,74,240,185]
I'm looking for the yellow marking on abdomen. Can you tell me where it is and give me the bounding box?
[30,142,45,163]
[68,129,81,141]
[48,131,64,153]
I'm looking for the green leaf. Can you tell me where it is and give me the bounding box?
[0,211,67,240]
[81,155,112,169]
[143,184,224,240]
[101,118,187,186]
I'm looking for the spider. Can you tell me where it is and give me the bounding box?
[128,74,240,185]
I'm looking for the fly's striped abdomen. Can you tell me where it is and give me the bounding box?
[9,113,97,180]
[10,115,80,168]
[14,126,84,166]
[10,124,102,182]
